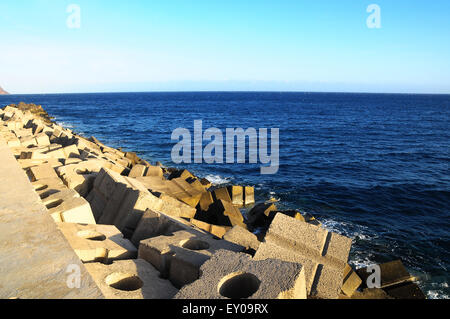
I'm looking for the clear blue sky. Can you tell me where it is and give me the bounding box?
[1,0,449,94]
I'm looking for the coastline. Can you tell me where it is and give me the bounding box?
[0,102,427,299]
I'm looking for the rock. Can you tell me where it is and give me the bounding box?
[0,86,10,95]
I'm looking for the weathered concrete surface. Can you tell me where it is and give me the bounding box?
[175,250,307,299]
[88,169,196,234]
[0,142,103,299]
[341,264,362,297]
[190,219,231,239]
[227,186,244,206]
[57,223,137,263]
[223,225,260,252]
[254,213,352,299]
[131,209,206,247]
[138,230,244,288]
[244,186,255,205]
[84,259,178,299]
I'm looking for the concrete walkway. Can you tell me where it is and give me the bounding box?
[0,141,103,298]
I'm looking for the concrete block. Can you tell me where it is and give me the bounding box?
[19,158,61,170]
[135,176,204,211]
[84,259,178,299]
[129,164,147,178]
[207,199,245,227]
[42,189,96,224]
[175,250,307,299]
[340,288,392,299]
[62,144,80,158]
[223,225,260,252]
[28,163,59,182]
[227,185,244,206]
[138,230,244,288]
[154,192,197,219]
[341,264,362,297]
[35,133,50,146]
[213,187,232,203]
[56,160,107,196]
[254,213,352,299]
[12,128,33,138]
[131,209,199,246]
[356,260,415,289]
[32,177,68,199]
[168,169,194,180]
[246,202,277,226]
[91,169,196,232]
[383,282,426,299]
[198,191,214,211]
[171,177,205,208]
[19,135,37,148]
[57,222,137,263]
[190,219,231,239]
[145,165,164,178]
[87,188,108,222]
[199,177,212,188]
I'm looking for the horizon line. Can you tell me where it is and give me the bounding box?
[2,90,450,96]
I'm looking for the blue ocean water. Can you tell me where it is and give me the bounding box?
[1,92,449,298]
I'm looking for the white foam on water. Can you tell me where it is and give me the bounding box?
[204,174,231,185]
[319,218,377,242]
[427,290,449,299]
[56,121,74,129]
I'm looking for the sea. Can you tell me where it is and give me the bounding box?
[1,92,448,299]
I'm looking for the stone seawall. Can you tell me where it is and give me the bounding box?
[0,103,425,299]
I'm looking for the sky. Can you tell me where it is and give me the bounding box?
[0,0,449,94]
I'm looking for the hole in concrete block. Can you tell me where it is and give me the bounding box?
[105,273,143,291]
[46,199,64,209]
[180,239,210,251]
[77,230,107,241]
[218,272,261,299]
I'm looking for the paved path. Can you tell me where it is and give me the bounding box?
[0,141,103,298]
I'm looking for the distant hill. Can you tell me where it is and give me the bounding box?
[0,86,9,95]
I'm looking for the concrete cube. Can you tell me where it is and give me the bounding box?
[84,259,178,299]
[254,213,352,299]
[57,223,137,263]
[138,230,244,288]
[175,250,307,299]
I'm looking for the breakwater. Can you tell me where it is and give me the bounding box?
[0,102,428,299]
